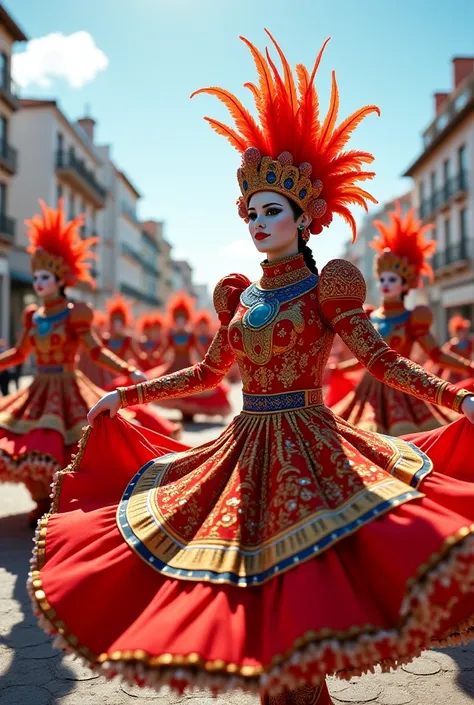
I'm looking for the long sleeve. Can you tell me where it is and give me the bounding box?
[409,307,474,375]
[318,260,471,414]
[70,303,136,375]
[0,305,35,371]
[119,273,251,408]
[119,326,235,407]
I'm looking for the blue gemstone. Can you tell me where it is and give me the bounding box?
[243,180,248,191]
[299,188,307,199]
[247,302,273,328]
[266,172,277,184]
[284,178,294,189]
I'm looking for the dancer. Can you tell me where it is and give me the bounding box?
[138,312,167,372]
[194,309,217,357]
[330,203,474,434]
[0,201,144,525]
[30,33,474,705]
[146,292,231,421]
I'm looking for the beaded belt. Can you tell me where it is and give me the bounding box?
[242,388,324,413]
[37,364,75,374]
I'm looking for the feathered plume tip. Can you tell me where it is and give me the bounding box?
[167,291,195,323]
[191,30,380,241]
[194,309,215,329]
[26,199,97,287]
[370,201,437,289]
[138,312,165,333]
[106,294,134,327]
[448,314,471,336]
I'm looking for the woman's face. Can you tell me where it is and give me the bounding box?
[111,316,124,334]
[247,192,305,260]
[379,271,406,302]
[174,314,187,330]
[32,269,60,299]
[149,325,162,342]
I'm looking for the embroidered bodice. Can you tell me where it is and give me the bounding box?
[119,256,471,414]
[0,299,132,374]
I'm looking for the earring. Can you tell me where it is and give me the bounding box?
[297,224,305,232]
[302,228,311,242]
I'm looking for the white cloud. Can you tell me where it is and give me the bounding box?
[12,31,108,89]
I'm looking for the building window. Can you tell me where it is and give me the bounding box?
[418,181,425,218]
[0,116,6,155]
[443,159,451,200]
[458,145,467,189]
[0,53,7,90]
[459,208,468,258]
[0,182,6,215]
[68,192,75,220]
[430,171,437,210]
[56,133,64,166]
[444,217,451,263]
[56,183,63,204]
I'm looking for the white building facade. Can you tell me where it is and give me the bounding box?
[405,57,474,339]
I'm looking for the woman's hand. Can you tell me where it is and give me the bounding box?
[130,369,147,383]
[461,395,474,424]
[87,391,120,427]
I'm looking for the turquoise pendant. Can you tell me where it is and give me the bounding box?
[243,300,279,330]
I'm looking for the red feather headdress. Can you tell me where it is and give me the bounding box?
[106,294,134,327]
[194,309,214,329]
[370,201,437,289]
[448,314,471,336]
[191,30,380,241]
[138,312,165,333]
[26,199,97,287]
[168,292,195,322]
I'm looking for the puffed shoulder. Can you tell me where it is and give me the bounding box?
[318,259,367,306]
[213,273,252,325]
[23,303,38,327]
[69,301,93,325]
[410,305,433,332]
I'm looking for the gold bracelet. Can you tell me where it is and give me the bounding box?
[117,387,127,408]
[452,389,472,414]
[137,382,145,404]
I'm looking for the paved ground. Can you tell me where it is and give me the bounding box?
[0,382,473,704]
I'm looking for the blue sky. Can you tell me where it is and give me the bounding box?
[9,0,474,289]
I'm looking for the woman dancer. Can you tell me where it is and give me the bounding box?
[330,203,474,435]
[30,33,474,705]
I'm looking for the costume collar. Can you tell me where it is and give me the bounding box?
[259,253,311,290]
[377,300,407,318]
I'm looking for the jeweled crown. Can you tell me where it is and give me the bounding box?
[374,249,417,289]
[31,248,70,282]
[237,148,327,222]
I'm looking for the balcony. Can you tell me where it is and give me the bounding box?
[121,242,160,277]
[120,282,162,307]
[0,213,15,245]
[419,171,468,221]
[0,76,20,111]
[56,150,107,208]
[0,140,17,174]
[432,241,472,276]
[121,201,141,227]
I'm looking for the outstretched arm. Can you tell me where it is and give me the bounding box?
[0,306,34,371]
[118,326,234,407]
[318,260,471,414]
[117,274,250,408]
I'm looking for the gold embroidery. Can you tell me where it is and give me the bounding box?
[331,308,362,327]
[258,268,311,290]
[318,259,367,304]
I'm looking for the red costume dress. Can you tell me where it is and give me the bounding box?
[147,293,231,419]
[30,33,474,705]
[0,202,136,513]
[332,204,474,435]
